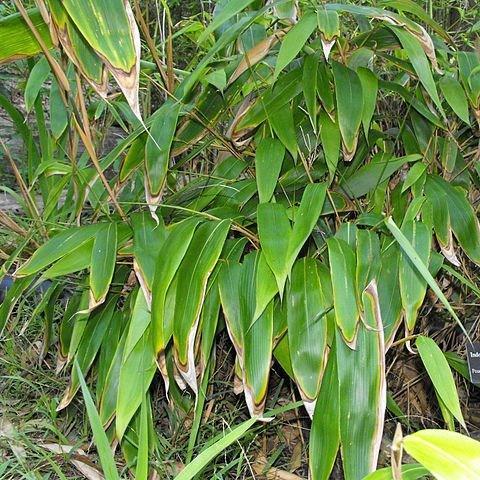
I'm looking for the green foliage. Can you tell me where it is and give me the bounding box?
[2,0,480,478]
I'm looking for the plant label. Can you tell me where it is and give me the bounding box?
[466,342,480,384]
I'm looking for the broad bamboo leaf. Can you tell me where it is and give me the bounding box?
[303,54,318,131]
[173,220,230,394]
[119,134,146,183]
[378,245,403,348]
[25,57,50,113]
[398,221,431,332]
[124,289,151,359]
[402,162,427,193]
[363,463,429,480]
[255,138,285,203]
[390,27,444,116]
[439,75,470,124]
[287,258,328,417]
[62,0,141,117]
[116,325,156,440]
[337,282,386,480]
[327,237,359,345]
[340,154,421,198]
[317,9,339,59]
[319,111,341,181]
[309,348,339,480]
[257,203,291,295]
[416,336,465,428]
[332,61,363,160]
[356,229,381,292]
[132,212,168,300]
[236,67,303,130]
[274,12,316,78]
[198,0,256,43]
[59,297,116,409]
[42,240,93,279]
[357,67,378,137]
[386,217,468,337]
[258,183,327,295]
[268,103,297,159]
[16,224,107,277]
[151,218,200,356]
[253,251,278,322]
[145,102,182,200]
[403,430,480,480]
[425,175,480,264]
[0,9,52,65]
[49,78,68,139]
[219,253,274,417]
[89,223,117,309]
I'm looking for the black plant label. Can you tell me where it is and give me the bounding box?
[466,342,480,384]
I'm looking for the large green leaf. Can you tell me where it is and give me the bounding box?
[309,349,340,480]
[332,61,363,160]
[145,102,182,199]
[416,336,465,428]
[90,222,117,308]
[439,75,470,124]
[337,282,386,480]
[16,224,108,277]
[255,138,285,203]
[274,12,316,78]
[398,221,431,332]
[328,237,359,345]
[403,430,480,480]
[0,9,52,65]
[287,258,328,417]
[151,218,200,356]
[173,220,230,394]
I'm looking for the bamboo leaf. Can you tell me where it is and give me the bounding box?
[390,26,444,116]
[317,9,339,59]
[25,57,50,113]
[151,218,200,356]
[332,61,363,160]
[439,75,470,124]
[337,282,386,480]
[198,0,256,43]
[362,463,429,480]
[319,110,340,181]
[425,175,480,264]
[403,430,480,480]
[274,12,316,78]
[257,203,291,295]
[357,67,378,137]
[62,0,141,117]
[255,138,285,203]
[116,325,156,440]
[327,237,359,344]
[287,258,328,417]
[173,220,230,394]
[398,221,431,332]
[90,223,117,309]
[385,217,469,338]
[145,102,182,200]
[303,54,318,131]
[416,336,465,428]
[309,349,340,480]
[16,224,108,277]
[0,8,53,65]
